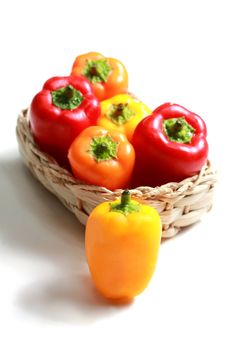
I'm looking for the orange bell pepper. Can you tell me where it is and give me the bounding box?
[71,52,128,101]
[68,126,135,190]
[98,94,152,141]
[85,190,162,301]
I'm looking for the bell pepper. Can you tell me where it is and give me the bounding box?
[29,76,100,167]
[98,94,151,142]
[71,52,128,101]
[68,126,135,190]
[85,190,162,301]
[132,103,209,187]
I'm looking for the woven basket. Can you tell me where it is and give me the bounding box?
[16,109,217,238]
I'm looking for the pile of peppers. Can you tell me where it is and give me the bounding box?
[28,52,210,302]
[29,51,209,189]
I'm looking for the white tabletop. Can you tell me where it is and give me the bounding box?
[0,1,232,349]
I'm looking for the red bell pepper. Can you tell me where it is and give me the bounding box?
[29,76,100,166]
[131,103,209,187]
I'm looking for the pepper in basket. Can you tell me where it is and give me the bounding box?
[29,76,101,167]
[132,103,209,187]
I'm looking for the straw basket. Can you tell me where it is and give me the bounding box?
[16,109,217,238]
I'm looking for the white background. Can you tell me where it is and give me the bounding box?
[0,0,232,349]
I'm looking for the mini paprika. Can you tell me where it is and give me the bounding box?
[29,76,100,167]
[85,190,162,301]
[68,126,135,190]
[71,52,128,101]
[132,103,209,187]
[98,94,151,141]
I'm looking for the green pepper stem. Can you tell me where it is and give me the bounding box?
[94,142,108,156]
[63,85,74,99]
[163,117,195,144]
[170,119,184,134]
[108,103,134,126]
[121,190,131,206]
[51,85,83,110]
[113,103,125,117]
[83,59,111,84]
[110,190,140,215]
[89,135,118,162]
[89,64,98,76]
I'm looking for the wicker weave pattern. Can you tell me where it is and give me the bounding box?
[16,109,217,238]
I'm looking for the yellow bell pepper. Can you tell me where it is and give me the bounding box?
[85,190,162,302]
[98,94,152,141]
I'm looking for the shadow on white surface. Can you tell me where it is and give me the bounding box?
[0,152,131,324]
[17,273,131,324]
[0,152,86,268]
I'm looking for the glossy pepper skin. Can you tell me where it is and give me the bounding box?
[68,126,135,190]
[98,94,151,142]
[132,103,209,187]
[85,190,162,301]
[71,52,128,101]
[29,76,100,167]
